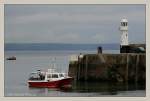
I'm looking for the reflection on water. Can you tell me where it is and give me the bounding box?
[69,81,144,93]
[26,81,145,97]
[5,51,145,97]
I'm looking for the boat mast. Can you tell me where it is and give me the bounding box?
[52,57,56,73]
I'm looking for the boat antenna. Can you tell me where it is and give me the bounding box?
[52,57,56,71]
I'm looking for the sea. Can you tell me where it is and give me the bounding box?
[4,43,145,97]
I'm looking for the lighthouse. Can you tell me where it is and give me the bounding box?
[119,18,129,53]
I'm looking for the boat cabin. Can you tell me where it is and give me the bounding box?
[28,70,67,81]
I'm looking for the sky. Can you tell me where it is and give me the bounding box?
[5,5,145,44]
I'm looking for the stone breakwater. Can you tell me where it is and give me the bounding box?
[69,53,145,83]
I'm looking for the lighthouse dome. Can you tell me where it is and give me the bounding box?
[121,18,128,22]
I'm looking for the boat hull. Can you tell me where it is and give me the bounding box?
[28,77,73,88]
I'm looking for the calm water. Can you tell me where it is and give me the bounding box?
[4,50,145,97]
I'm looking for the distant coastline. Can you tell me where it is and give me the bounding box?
[5,43,120,51]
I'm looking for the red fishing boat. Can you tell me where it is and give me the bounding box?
[28,69,73,88]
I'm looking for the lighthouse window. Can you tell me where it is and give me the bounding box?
[121,22,123,26]
[123,22,126,26]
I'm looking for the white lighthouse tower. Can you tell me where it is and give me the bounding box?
[119,18,128,47]
[119,18,129,53]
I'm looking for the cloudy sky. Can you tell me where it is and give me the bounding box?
[5,5,145,44]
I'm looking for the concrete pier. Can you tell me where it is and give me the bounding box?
[69,18,146,84]
[68,53,145,83]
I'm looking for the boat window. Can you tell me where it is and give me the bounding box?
[47,74,51,78]
[52,74,58,78]
[59,74,64,77]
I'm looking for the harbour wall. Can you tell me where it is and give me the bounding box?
[68,53,145,83]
